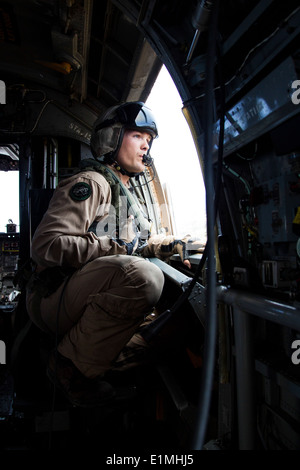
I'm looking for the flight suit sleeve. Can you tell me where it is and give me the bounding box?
[31,171,126,268]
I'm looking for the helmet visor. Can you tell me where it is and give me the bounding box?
[117,102,158,138]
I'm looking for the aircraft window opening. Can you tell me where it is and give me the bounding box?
[0,170,19,233]
[146,66,207,244]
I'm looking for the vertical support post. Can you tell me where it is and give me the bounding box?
[42,138,47,189]
[233,307,256,449]
[18,139,31,264]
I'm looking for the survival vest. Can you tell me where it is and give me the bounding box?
[79,159,152,247]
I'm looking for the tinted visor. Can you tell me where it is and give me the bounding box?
[117,101,158,138]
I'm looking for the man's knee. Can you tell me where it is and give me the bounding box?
[132,258,164,306]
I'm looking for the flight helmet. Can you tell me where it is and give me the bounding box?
[90,101,158,176]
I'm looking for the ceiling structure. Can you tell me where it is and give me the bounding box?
[0,0,299,166]
[0,0,162,168]
[0,1,161,129]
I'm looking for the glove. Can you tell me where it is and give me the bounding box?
[141,234,204,268]
[113,215,139,255]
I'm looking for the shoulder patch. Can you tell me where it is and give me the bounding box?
[69,182,92,201]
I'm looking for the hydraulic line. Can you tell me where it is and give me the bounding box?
[191,0,219,450]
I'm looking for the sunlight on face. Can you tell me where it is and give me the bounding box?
[116,129,152,174]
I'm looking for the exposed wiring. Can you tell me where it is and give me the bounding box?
[236,141,258,161]
[133,164,157,187]
[30,100,53,133]
[222,161,251,194]
[186,6,300,104]
[0,92,92,135]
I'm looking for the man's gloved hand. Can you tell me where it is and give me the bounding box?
[159,235,192,268]
[113,215,139,255]
[141,234,204,268]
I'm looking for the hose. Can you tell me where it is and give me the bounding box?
[191,0,220,450]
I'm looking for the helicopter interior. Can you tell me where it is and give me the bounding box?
[0,0,300,452]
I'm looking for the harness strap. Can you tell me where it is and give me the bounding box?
[80,159,151,240]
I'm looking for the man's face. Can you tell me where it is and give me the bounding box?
[116,129,152,174]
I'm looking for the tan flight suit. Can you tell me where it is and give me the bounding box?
[26,169,164,379]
